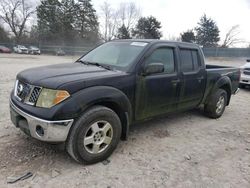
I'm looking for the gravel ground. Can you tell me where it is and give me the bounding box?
[0,54,249,188]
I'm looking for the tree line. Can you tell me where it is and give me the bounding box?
[180,14,244,48]
[0,0,246,48]
[0,0,162,46]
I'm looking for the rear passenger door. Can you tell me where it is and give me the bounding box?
[178,48,206,110]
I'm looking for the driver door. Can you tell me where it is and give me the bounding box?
[135,45,180,120]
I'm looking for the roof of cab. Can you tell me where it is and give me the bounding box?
[112,39,201,48]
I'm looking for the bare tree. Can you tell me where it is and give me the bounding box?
[0,0,35,43]
[100,1,140,41]
[100,2,118,41]
[221,25,244,48]
[166,35,181,42]
[117,2,140,30]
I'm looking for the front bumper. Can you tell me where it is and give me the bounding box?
[31,50,41,54]
[10,100,74,142]
[20,50,28,54]
[240,74,250,85]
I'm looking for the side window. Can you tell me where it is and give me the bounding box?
[180,49,200,72]
[145,48,175,74]
[191,50,199,70]
[180,49,193,72]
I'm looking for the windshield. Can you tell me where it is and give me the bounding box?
[80,41,148,71]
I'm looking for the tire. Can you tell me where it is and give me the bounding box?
[204,89,227,119]
[66,106,122,164]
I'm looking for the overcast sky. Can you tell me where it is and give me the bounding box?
[92,0,250,46]
[28,0,250,46]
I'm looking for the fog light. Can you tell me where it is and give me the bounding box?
[36,125,44,137]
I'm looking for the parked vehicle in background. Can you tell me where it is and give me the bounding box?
[13,45,28,54]
[28,46,41,55]
[10,40,240,164]
[239,59,250,88]
[56,48,66,56]
[0,45,11,53]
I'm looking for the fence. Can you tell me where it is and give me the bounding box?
[0,42,96,55]
[1,42,250,58]
[39,45,94,55]
[203,48,250,58]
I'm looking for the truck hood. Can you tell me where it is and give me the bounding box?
[17,63,124,91]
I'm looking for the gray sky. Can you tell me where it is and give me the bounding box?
[92,0,250,46]
[26,0,250,46]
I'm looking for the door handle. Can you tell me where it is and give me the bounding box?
[197,76,204,83]
[171,79,181,84]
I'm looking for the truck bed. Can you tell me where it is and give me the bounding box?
[206,64,235,69]
[203,64,240,104]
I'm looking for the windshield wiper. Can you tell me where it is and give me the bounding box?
[76,60,113,71]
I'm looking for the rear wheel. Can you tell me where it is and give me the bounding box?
[204,89,227,119]
[66,106,122,164]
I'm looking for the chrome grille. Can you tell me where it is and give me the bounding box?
[243,69,250,75]
[14,80,42,105]
[15,81,31,102]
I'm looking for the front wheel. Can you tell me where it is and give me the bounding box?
[204,89,227,119]
[66,106,122,164]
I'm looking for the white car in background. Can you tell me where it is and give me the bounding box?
[28,46,41,55]
[240,59,250,88]
[13,45,28,54]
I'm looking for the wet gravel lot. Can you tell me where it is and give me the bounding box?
[0,54,249,188]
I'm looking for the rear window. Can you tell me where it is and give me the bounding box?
[180,49,200,72]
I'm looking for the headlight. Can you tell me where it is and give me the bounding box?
[36,88,70,108]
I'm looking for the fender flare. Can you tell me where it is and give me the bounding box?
[54,86,132,140]
[205,76,232,105]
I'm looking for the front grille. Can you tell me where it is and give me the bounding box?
[243,70,250,75]
[15,81,31,102]
[14,80,42,105]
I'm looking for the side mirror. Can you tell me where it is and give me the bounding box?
[143,63,164,75]
[247,59,250,62]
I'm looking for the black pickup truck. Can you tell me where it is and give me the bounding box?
[10,40,240,164]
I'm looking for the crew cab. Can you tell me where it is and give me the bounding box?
[10,40,240,164]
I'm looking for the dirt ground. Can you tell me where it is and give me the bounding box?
[0,54,249,188]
